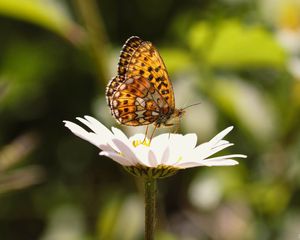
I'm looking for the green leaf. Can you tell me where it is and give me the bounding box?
[160,48,193,74]
[188,20,286,68]
[187,21,212,54]
[0,0,83,43]
[207,21,286,68]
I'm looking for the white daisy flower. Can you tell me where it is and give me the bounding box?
[63,116,246,178]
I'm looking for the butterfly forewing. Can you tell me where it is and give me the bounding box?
[118,37,175,109]
[106,36,176,126]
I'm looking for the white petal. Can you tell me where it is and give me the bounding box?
[76,116,112,141]
[111,127,129,143]
[209,126,233,145]
[134,144,152,167]
[203,154,247,162]
[175,159,239,168]
[75,117,113,147]
[182,133,198,150]
[173,161,205,168]
[110,127,132,151]
[190,142,210,155]
[84,116,113,137]
[150,133,170,164]
[151,133,170,146]
[200,159,239,166]
[167,134,198,165]
[162,134,189,165]
[64,120,87,137]
[179,153,246,168]
[63,121,101,147]
[112,139,139,165]
[216,140,230,147]
[170,133,197,156]
[196,143,234,160]
[161,146,170,165]
[168,134,184,149]
[75,117,95,131]
[100,151,131,166]
[148,150,158,167]
[99,143,115,152]
[166,150,181,166]
[64,119,121,152]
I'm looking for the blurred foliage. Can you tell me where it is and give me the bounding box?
[1,0,300,239]
[188,20,286,68]
[0,132,44,194]
[0,0,84,44]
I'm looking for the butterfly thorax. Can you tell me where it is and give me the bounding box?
[155,108,185,127]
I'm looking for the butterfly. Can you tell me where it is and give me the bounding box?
[106,36,184,129]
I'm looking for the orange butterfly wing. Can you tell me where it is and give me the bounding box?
[106,36,175,126]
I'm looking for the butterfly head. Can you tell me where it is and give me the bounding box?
[173,108,185,119]
[158,108,185,127]
[158,101,201,127]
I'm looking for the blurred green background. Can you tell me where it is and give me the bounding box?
[1,0,300,239]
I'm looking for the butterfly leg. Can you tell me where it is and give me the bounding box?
[143,125,149,143]
[173,122,180,134]
[149,125,158,142]
[168,123,178,139]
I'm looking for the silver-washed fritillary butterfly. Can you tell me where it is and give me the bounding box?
[106,36,184,128]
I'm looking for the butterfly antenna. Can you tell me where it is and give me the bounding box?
[182,102,202,110]
[182,96,192,111]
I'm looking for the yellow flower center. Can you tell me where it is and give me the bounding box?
[132,139,151,147]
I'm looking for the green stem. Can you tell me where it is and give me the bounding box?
[144,177,157,240]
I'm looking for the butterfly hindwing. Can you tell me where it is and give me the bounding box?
[106,75,162,126]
